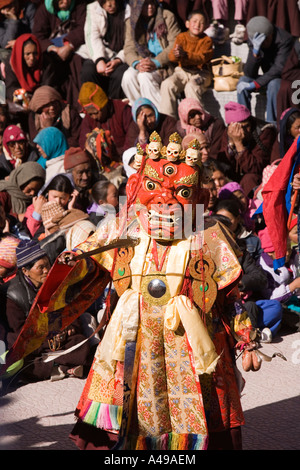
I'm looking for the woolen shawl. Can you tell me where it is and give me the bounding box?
[0,162,45,214]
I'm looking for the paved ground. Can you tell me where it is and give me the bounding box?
[0,325,299,451]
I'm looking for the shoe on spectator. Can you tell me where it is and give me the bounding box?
[230,24,246,45]
[67,365,83,378]
[259,328,272,343]
[50,365,67,382]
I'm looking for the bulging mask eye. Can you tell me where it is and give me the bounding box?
[145,180,157,191]
[164,165,176,176]
[177,187,192,199]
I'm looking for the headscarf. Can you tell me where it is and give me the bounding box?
[10,34,42,93]
[33,127,69,169]
[44,0,75,21]
[131,97,159,124]
[178,98,212,134]
[0,161,45,214]
[129,0,167,58]
[218,181,257,231]
[279,108,300,159]
[2,125,28,168]
[28,85,63,113]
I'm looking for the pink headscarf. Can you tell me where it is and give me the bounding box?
[2,125,27,167]
[178,98,212,134]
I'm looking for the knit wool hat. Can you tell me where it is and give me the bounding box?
[78,82,108,111]
[16,239,47,268]
[224,101,251,124]
[64,147,91,171]
[246,16,274,40]
[0,236,20,269]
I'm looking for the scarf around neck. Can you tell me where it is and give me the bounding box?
[45,0,75,21]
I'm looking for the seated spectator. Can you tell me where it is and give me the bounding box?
[0,160,45,222]
[218,181,259,232]
[84,127,125,188]
[236,16,293,124]
[64,146,97,212]
[27,85,82,147]
[0,0,36,59]
[121,0,181,109]
[78,82,133,156]
[33,126,69,180]
[181,131,210,163]
[32,0,88,111]
[65,219,96,251]
[0,124,39,179]
[24,173,77,238]
[5,239,91,382]
[217,101,277,196]
[126,97,177,148]
[176,97,225,158]
[215,198,263,261]
[122,146,138,179]
[0,103,10,152]
[81,0,129,99]
[0,233,19,283]
[207,158,231,194]
[211,212,280,343]
[3,33,44,103]
[277,108,300,160]
[276,39,300,128]
[160,10,213,119]
[203,179,218,215]
[87,179,118,227]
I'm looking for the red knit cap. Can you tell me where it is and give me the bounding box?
[64,147,91,171]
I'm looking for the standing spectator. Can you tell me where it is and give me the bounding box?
[121,0,181,109]
[236,16,294,124]
[81,0,129,99]
[32,0,88,111]
[159,10,213,119]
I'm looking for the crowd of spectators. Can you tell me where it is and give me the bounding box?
[0,0,300,385]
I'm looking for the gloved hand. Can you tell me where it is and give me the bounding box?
[251,32,266,54]
[236,80,256,94]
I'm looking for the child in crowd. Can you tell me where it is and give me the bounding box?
[24,174,78,237]
[87,179,119,227]
[160,10,213,118]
